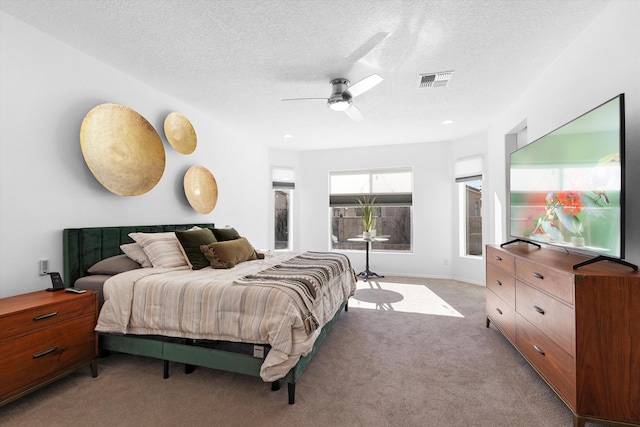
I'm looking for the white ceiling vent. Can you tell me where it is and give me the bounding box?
[419,71,454,88]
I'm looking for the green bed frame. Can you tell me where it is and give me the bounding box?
[62,223,348,404]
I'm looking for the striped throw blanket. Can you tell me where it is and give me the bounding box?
[234,252,353,334]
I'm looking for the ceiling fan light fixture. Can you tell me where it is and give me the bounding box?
[327,98,352,112]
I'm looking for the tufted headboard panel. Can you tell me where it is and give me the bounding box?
[63,223,214,286]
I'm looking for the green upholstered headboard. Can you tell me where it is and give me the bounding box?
[63,223,214,286]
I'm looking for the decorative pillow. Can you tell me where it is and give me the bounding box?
[200,237,264,269]
[129,232,188,268]
[120,243,153,268]
[87,254,142,275]
[210,227,241,242]
[175,228,217,270]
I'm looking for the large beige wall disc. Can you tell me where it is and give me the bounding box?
[184,166,218,214]
[164,112,197,154]
[80,103,166,196]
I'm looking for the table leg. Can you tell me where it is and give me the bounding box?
[356,240,384,282]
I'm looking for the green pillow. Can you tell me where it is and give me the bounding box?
[210,227,241,242]
[176,228,217,270]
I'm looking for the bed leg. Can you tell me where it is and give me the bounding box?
[271,380,281,391]
[163,360,169,379]
[183,338,196,374]
[288,382,295,405]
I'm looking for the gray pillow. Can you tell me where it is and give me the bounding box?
[87,254,142,275]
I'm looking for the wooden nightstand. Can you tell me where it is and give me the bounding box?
[0,290,98,406]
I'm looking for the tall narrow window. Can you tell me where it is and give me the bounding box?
[273,168,295,250]
[456,157,483,257]
[329,168,412,252]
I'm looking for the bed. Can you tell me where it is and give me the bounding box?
[63,223,356,404]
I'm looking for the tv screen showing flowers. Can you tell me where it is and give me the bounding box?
[509,94,624,258]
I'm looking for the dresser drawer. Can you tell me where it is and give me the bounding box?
[486,263,516,308]
[0,295,95,343]
[516,280,575,356]
[487,289,516,342]
[516,314,576,409]
[486,246,515,275]
[516,258,574,304]
[0,314,96,401]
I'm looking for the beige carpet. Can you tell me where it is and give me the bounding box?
[0,277,607,427]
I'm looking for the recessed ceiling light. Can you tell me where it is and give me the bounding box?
[442,120,454,125]
[283,134,293,138]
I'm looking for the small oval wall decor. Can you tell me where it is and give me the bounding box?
[164,112,197,154]
[184,165,218,214]
[80,103,165,196]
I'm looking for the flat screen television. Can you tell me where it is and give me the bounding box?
[508,94,631,267]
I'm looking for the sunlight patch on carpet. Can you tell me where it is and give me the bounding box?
[351,281,464,317]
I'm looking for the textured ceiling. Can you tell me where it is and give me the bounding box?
[0,0,611,150]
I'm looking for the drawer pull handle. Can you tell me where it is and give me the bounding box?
[495,256,502,261]
[533,344,545,356]
[533,305,545,315]
[33,346,58,359]
[496,308,503,315]
[33,311,58,321]
[532,272,544,280]
[495,280,502,286]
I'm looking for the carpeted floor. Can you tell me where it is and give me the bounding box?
[0,277,608,426]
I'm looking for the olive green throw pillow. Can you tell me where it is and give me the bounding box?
[210,227,241,242]
[200,237,264,269]
[176,228,217,270]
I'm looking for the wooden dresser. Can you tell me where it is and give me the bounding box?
[0,290,98,406]
[486,244,640,427]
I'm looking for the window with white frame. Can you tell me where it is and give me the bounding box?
[330,168,412,252]
[455,157,483,257]
[273,168,294,250]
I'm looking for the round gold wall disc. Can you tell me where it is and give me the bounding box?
[164,112,197,154]
[184,166,218,214]
[80,103,165,196]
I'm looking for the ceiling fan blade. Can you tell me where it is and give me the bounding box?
[282,98,328,102]
[344,104,364,122]
[346,32,390,65]
[348,74,384,98]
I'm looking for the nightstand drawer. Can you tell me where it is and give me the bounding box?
[516,314,576,409]
[0,294,95,342]
[516,280,575,356]
[0,313,96,401]
[516,258,574,304]
[487,289,516,342]
[486,263,516,308]
[487,245,515,275]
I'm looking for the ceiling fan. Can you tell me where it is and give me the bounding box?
[282,74,383,121]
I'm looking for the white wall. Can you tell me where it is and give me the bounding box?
[485,0,640,266]
[0,13,270,297]
[296,141,454,279]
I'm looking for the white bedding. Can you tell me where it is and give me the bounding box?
[95,251,356,381]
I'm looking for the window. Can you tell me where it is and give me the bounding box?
[330,168,412,252]
[273,168,294,250]
[455,157,483,257]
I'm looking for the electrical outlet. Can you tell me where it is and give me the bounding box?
[443,258,449,265]
[39,259,49,276]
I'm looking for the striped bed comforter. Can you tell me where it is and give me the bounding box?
[95,251,356,381]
